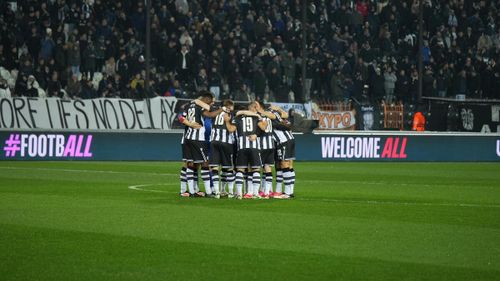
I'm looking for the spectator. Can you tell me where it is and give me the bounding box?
[179,31,193,47]
[104,57,116,77]
[66,74,81,99]
[176,45,191,84]
[47,72,63,98]
[453,70,468,97]
[0,0,497,102]
[395,69,409,102]
[383,66,397,103]
[208,66,223,100]
[164,79,178,97]
[195,68,209,92]
[83,40,97,80]
[53,38,67,72]
[370,67,385,102]
[80,76,97,99]
[477,31,493,52]
[125,36,142,58]
[116,52,131,82]
[467,69,481,98]
[330,70,343,101]
[67,41,81,76]
[40,28,55,61]
[267,66,281,100]
[436,67,451,98]
[130,73,145,90]
[95,36,106,72]
[422,67,436,97]
[14,74,28,97]
[0,79,11,98]
[252,67,267,101]
[282,51,296,87]
[26,26,41,63]
[234,83,253,102]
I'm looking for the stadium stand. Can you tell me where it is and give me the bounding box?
[0,0,498,104]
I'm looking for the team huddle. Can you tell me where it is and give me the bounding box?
[178,91,296,199]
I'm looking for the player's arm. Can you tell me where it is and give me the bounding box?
[203,107,225,118]
[193,99,211,111]
[235,110,260,118]
[225,114,237,132]
[257,109,277,120]
[269,105,289,119]
[273,119,292,131]
[178,114,202,129]
[257,118,268,131]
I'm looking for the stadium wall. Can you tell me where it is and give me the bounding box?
[0,130,499,162]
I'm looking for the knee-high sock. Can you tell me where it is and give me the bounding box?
[245,172,253,194]
[212,170,220,195]
[201,168,212,195]
[220,171,227,193]
[193,169,200,193]
[252,171,261,195]
[275,169,283,193]
[235,171,244,196]
[264,172,273,195]
[180,167,187,193]
[283,168,292,195]
[186,168,195,194]
[226,170,235,194]
[290,168,295,195]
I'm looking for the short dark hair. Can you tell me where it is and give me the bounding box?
[254,100,266,109]
[199,90,214,100]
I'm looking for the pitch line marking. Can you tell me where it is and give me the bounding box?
[128,183,178,193]
[128,183,500,208]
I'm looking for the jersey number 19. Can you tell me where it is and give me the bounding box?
[242,117,253,133]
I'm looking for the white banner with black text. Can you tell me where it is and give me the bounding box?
[0,97,178,130]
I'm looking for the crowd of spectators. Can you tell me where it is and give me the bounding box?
[0,0,499,104]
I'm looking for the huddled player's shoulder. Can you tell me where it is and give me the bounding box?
[271,110,282,120]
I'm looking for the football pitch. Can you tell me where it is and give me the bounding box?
[0,161,499,281]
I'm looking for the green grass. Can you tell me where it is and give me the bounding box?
[0,161,499,281]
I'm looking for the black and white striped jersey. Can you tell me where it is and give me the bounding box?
[184,101,207,142]
[210,111,235,144]
[258,115,275,150]
[271,110,294,145]
[233,114,261,150]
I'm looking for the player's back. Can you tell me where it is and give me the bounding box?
[234,114,260,150]
[210,111,234,144]
[185,101,206,142]
[271,110,294,145]
[258,115,274,150]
